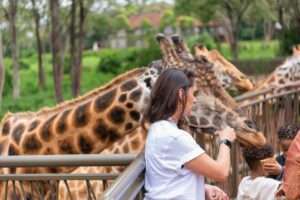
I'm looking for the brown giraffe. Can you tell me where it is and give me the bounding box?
[193,43,254,92]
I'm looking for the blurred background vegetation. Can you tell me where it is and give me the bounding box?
[0,0,299,117]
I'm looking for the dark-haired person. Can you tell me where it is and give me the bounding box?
[264,124,300,180]
[237,144,281,200]
[143,68,236,200]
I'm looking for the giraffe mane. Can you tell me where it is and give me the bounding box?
[2,67,146,119]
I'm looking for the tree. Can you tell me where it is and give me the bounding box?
[31,0,46,89]
[276,0,300,54]
[175,0,268,59]
[2,0,20,99]
[49,0,63,102]
[70,0,93,97]
[0,32,5,108]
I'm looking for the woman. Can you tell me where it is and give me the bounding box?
[144,68,236,200]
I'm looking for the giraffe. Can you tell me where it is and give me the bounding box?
[193,43,254,92]
[0,34,266,199]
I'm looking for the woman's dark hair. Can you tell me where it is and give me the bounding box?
[242,144,274,170]
[144,68,195,124]
[278,124,300,140]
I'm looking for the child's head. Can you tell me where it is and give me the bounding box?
[278,124,300,157]
[243,144,274,173]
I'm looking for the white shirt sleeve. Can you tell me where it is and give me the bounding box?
[167,131,205,172]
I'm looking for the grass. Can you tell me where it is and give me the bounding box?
[219,40,279,60]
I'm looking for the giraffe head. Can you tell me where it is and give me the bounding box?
[193,44,254,92]
[156,33,266,147]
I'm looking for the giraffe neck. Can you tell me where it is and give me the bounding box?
[0,67,161,173]
[255,56,300,91]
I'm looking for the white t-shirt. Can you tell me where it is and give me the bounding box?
[144,120,205,200]
[237,176,281,200]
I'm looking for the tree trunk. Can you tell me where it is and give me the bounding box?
[32,0,46,89]
[72,0,86,97]
[49,0,63,103]
[9,0,20,100]
[0,32,5,108]
[70,0,77,97]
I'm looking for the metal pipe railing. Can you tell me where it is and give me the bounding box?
[0,173,118,181]
[101,152,145,200]
[0,154,136,167]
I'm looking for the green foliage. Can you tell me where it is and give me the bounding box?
[160,9,176,31]
[279,27,300,55]
[97,46,161,74]
[177,16,195,29]
[174,0,219,23]
[187,32,217,50]
[111,14,130,32]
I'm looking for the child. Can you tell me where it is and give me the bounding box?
[265,124,300,180]
[237,144,281,200]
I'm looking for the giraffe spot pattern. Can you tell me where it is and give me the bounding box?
[129,88,142,102]
[225,113,235,123]
[94,89,117,112]
[212,115,222,128]
[40,114,57,142]
[121,80,138,92]
[124,143,129,153]
[0,140,5,154]
[118,93,127,103]
[8,144,19,155]
[23,134,42,154]
[12,124,25,144]
[131,137,140,150]
[93,119,120,142]
[2,121,10,135]
[125,123,133,131]
[28,120,40,132]
[200,117,209,126]
[74,102,91,128]
[44,147,54,155]
[126,102,133,109]
[188,115,198,126]
[56,109,71,134]
[78,134,93,154]
[129,111,140,122]
[109,106,126,124]
[58,139,77,154]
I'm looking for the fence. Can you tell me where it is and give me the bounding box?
[0,154,136,200]
[105,82,300,199]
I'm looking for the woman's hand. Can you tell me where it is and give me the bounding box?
[217,127,236,143]
[205,184,229,200]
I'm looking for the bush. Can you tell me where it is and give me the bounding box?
[279,27,300,55]
[97,46,161,74]
[187,31,217,50]
[3,69,12,97]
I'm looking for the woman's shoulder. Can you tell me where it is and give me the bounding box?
[148,120,185,138]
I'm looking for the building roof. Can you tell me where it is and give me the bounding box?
[128,12,220,30]
[128,12,163,29]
